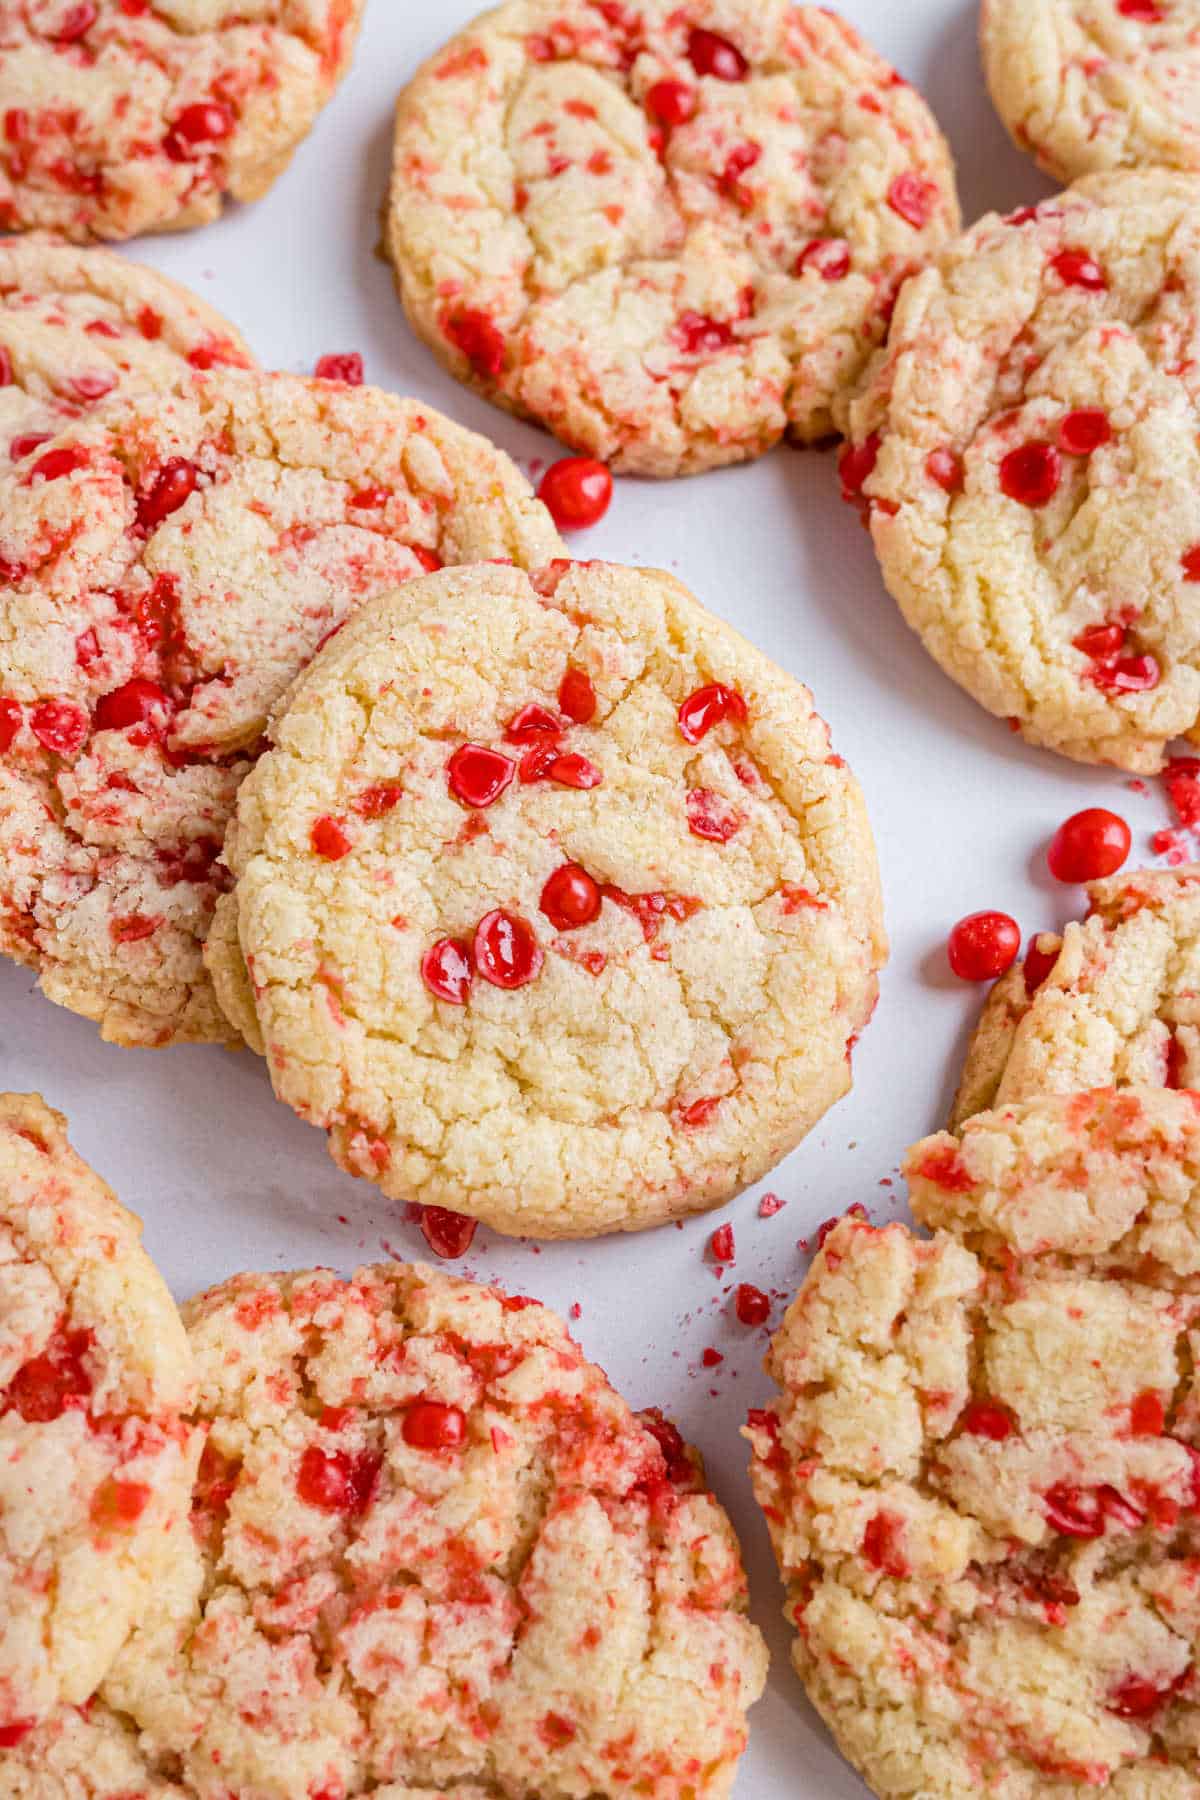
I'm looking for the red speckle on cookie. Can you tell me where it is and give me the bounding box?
[914,1145,974,1191]
[677,682,747,744]
[796,238,852,280]
[686,788,741,842]
[110,913,162,944]
[1130,1390,1166,1437]
[402,1399,467,1450]
[421,937,473,1005]
[1051,249,1108,290]
[926,447,964,493]
[90,1477,152,1530]
[447,743,515,809]
[686,26,748,80]
[999,442,1061,507]
[540,862,601,930]
[296,1445,381,1515]
[538,1712,578,1748]
[474,908,543,988]
[352,782,403,819]
[861,1510,909,1576]
[416,1205,478,1259]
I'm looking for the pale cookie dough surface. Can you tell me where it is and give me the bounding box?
[3,1262,768,1798]
[0,369,562,1049]
[746,1193,1200,1800]
[841,170,1200,772]
[0,233,254,458]
[212,560,886,1237]
[0,1,364,242]
[386,0,959,476]
[0,1092,195,1737]
[982,0,1200,184]
[952,865,1200,1127]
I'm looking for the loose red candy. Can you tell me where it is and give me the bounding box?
[417,1205,477,1259]
[403,1399,467,1450]
[709,1223,735,1264]
[734,1283,770,1327]
[999,441,1060,507]
[687,26,748,79]
[1046,808,1130,883]
[313,352,364,384]
[677,682,747,744]
[421,938,473,1005]
[447,743,514,808]
[537,457,613,530]
[947,911,1021,981]
[474,909,543,988]
[540,863,601,929]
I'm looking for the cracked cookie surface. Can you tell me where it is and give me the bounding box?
[747,1099,1200,1799]
[386,0,958,476]
[0,368,562,1048]
[0,233,254,457]
[0,1091,195,1737]
[841,170,1200,772]
[0,1,363,242]
[211,559,886,1236]
[982,0,1200,184]
[951,865,1200,1127]
[4,1261,768,1798]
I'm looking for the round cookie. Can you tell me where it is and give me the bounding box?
[0,233,254,460]
[0,369,562,1048]
[746,1123,1200,1800]
[0,1091,195,1737]
[982,0,1200,184]
[386,0,959,476]
[3,1261,769,1798]
[840,170,1200,772]
[210,559,887,1236]
[950,864,1200,1128]
[0,2,363,242]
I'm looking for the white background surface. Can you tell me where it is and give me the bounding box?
[1,3,1176,1793]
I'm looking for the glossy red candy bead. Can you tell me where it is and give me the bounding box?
[403,1399,467,1450]
[1046,808,1131,882]
[1058,408,1112,455]
[1051,248,1108,290]
[137,457,197,530]
[1073,620,1125,659]
[999,441,1060,507]
[645,79,696,125]
[171,101,234,143]
[421,938,473,1005]
[474,909,543,988]
[310,815,352,861]
[558,666,597,723]
[296,1445,380,1514]
[734,1283,770,1327]
[677,681,747,743]
[0,698,21,752]
[540,862,601,929]
[686,787,740,842]
[447,743,514,808]
[547,750,601,789]
[417,1205,477,1259]
[505,703,561,742]
[947,911,1021,981]
[687,25,748,79]
[313,352,363,384]
[838,433,879,500]
[537,457,613,530]
[93,678,171,734]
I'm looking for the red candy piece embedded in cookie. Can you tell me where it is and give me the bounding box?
[1117,0,1163,20]
[926,448,963,493]
[537,457,612,530]
[1073,621,1126,659]
[29,700,88,756]
[0,698,20,751]
[310,815,353,861]
[4,1328,92,1423]
[1057,408,1111,455]
[447,743,515,809]
[558,666,597,723]
[1089,653,1160,692]
[546,750,601,789]
[838,434,879,501]
[474,909,543,988]
[421,938,473,1005]
[417,1205,478,1259]
[677,681,747,743]
[959,1400,1015,1441]
[442,309,506,377]
[645,79,696,125]
[796,238,851,280]
[0,1722,34,1748]
[709,1223,735,1264]
[1051,249,1107,290]
[947,911,1021,981]
[137,457,198,531]
[540,863,601,930]
[1023,934,1060,994]
[687,26,748,79]
[164,101,234,160]
[296,1446,381,1515]
[1046,808,1130,883]
[93,678,172,734]
[999,442,1060,507]
[861,1510,909,1576]
[29,445,89,483]
[402,1400,467,1450]
[887,172,937,229]
[506,704,562,742]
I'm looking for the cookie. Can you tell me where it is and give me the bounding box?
[385,0,959,477]
[0,2,363,242]
[0,233,254,461]
[0,369,562,1048]
[840,170,1200,772]
[982,0,1200,184]
[3,1262,768,1797]
[951,865,1200,1128]
[209,559,886,1237]
[0,1092,195,1738]
[746,1123,1200,1800]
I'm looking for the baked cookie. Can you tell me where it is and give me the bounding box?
[746,1128,1200,1800]
[0,2,363,242]
[951,865,1200,1128]
[3,1262,768,1797]
[982,0,1200,184]
[0,369,562,1048]
[210,559,886,1237]
[0,1092,195,1738]
[386,0,959,476]
[840,170,1200,772]
[0,233,254,461]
